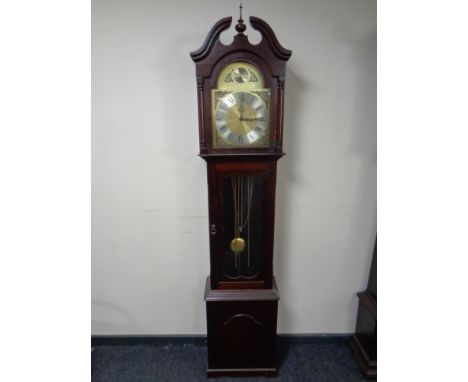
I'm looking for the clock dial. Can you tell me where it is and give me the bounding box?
[215,91,268,146]
[212,61,270,149]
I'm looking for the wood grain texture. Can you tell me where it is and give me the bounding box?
[191,16,291,377]
[205,277,279,376]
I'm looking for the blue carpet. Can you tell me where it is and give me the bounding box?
[91,340,367,381]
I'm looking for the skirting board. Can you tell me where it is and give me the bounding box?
[91,334,353,347]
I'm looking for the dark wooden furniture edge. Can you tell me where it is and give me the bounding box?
[190,16,291,63]
[350,334,377,378]
[351,237,377,379]
[350,295,377,379]
[200,152,285,161]
[357,291,377,320]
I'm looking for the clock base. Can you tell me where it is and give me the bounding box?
[204,276,280,377]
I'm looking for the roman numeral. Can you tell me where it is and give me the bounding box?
[218,104,228,112]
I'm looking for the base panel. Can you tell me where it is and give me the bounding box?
[205,276,279,376]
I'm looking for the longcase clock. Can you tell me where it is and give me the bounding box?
[190,8,291,377]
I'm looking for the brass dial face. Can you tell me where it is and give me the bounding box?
[215,91,268,146]
[212,61,270,148]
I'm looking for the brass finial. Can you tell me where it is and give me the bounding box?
[235,2,246,35]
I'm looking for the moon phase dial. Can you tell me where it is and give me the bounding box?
[233,67,249,83]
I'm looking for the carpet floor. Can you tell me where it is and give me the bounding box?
[91,340,367,381]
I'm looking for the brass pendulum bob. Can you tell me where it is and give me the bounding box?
[231,236,245,270]
[230,237,246,253]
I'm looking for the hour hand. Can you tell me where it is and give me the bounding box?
[238,102,245,120]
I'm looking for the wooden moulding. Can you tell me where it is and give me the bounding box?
[190,16,291,156]
[204,276,280,301]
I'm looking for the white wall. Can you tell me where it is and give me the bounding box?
[92,0,376,335]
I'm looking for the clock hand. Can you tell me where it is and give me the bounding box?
[240,117,265,122]
[239,96,245,120]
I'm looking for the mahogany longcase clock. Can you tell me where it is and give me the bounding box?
[190,8,291,377]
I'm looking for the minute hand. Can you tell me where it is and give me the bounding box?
[239,117,266,122]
